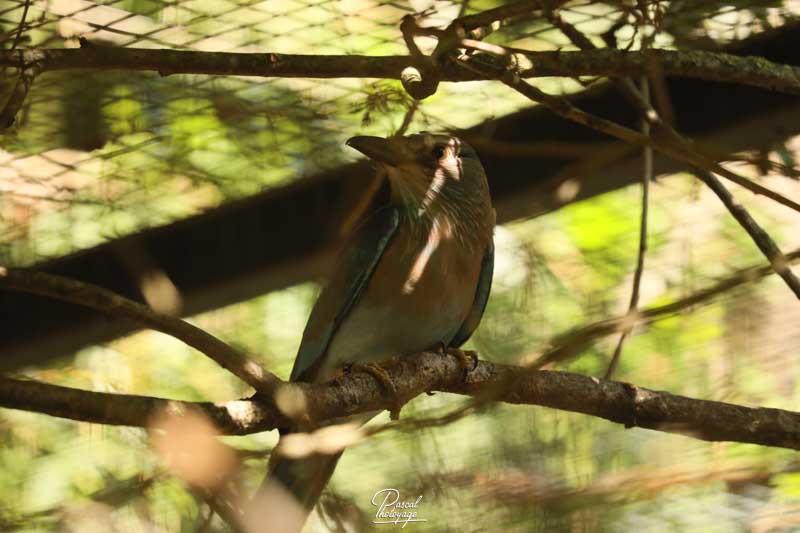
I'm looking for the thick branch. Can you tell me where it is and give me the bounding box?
[520,48,800,96]
[3,249,799,441]
[0,374,285,435]
[0,267,283,396]
[3,353,800,450]
[0,48,798,95]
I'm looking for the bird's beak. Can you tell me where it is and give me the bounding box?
[346,136,402,167]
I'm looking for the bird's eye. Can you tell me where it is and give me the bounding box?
[432,146,446,159]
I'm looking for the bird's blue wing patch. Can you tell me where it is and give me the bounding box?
[450,239,494,348]
[291,206,400,382]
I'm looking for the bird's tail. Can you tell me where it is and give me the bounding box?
[257,414,374,529]
[263,440,343,512]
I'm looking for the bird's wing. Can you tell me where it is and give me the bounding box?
[450,239,494,348]
[291,206,400,382]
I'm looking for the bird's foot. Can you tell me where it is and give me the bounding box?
[346,362,402,420]
[435,344,478,381]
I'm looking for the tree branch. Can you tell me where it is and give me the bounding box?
[3,352,800,450]
[0,65,38,128]
[519,48,800,96]
[3,247,799,440]
[693,170,800,299]
[531,246,800,369]
[0,373,287,434]
[539,10,800,303]
[9,0,31,51]
[0,267,283,397]
[605,77,652,380]
[456,0,553,31]
[0,48,798,93]
[490,68,800,214]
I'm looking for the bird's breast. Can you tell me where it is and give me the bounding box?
[318,220,485,381]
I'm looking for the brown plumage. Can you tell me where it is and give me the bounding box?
[258,133,495,529]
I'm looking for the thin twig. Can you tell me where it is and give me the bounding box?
[643,49,675,127]
[1,0,35,128]
[457,0,470,20]
[449,24,800,215]
[395,99,418,136]
[9,0,31,50]
[489,68,800,214]
[544,5,647,117]
[545,9,595,50]
[456,0,566,32]
[0,64,38,128]
[0,267,284,396]
[604,1,655,379]
[531,246,800,369]
[605,77,652,380]
[692,170,800,299]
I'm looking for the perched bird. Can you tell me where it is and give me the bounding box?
[261,132,495,524]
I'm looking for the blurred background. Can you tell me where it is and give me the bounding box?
[2,0,800,531]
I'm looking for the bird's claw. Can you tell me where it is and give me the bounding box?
[346,362,402,420]
[446,347,478,381]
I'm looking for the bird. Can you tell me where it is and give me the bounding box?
[260,132,495,526]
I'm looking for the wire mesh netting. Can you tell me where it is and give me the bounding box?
[3,0,795,262]
[3,1,800,532]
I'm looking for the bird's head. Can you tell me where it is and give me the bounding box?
[346,133,491,225]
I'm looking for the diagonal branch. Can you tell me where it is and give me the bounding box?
[0,64,38,128]
[490,68,800,214]
[549,7,800,305]
[693,170,800,299]
[531,246,800,369]
[0,267,283,396]
[3,352,800,450]
[457,0,558,31]
[544,12,800,305]
[9,0,31,51]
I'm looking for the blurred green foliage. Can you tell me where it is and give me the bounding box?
[4,172,800,531]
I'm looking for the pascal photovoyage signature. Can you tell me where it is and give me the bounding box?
[371,488,427,527]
